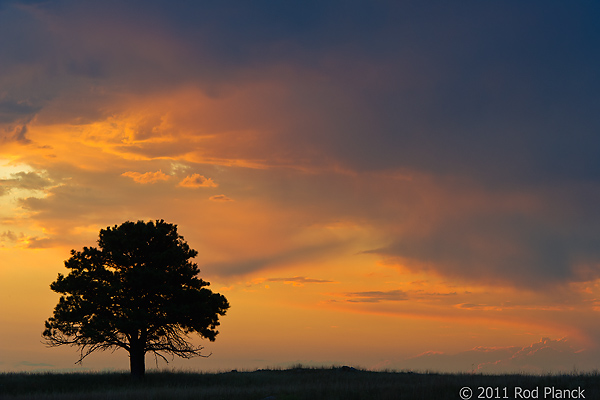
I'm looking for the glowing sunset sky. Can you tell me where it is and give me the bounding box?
[2,1,600,373]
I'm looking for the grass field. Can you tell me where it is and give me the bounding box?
[1,366,598,400]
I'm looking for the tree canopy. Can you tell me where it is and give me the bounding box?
[43,220,230,377]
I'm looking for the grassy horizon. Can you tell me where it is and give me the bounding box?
[1,366,598,400]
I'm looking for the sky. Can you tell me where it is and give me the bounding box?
[1,0,600,374]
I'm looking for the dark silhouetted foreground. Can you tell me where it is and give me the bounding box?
[43,220,230,378]
[1,367,599,400]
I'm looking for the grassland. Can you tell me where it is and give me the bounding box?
[1,366,598,400]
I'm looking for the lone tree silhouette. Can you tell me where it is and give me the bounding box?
[43,220,230,377]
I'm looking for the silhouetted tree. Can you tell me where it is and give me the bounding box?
[43,220,230,378]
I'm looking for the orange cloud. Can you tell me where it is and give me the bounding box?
[121,170,170,184]
[209,194,234,202]
[179,173,217,188]
[266,276,335,287]
[341,289,409,303]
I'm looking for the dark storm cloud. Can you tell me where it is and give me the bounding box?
[0,100,41,124]
[370,215,600,288]
[128,0,600,186]
[3,0,599,185]
[366,181,600,288]
[285,2,600,186]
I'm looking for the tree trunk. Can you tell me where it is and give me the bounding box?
[129,341,146,378]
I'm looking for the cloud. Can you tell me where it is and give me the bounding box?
[0,230,20,247]
[0,171,52,193]
[3,0,599,186]
[398,338,596,374]
[2,122,32,144]
[267,276,334,284]
[7,171,52,189]
[0,230,18,242]
[209,194,234,202]
[22,236,55,249]
[0,100,42,124]
[179,174,217,188]
[342,289,408,303]
[367,195,600,289]
[202,239,348,278]
[121,170,170,184]
[346,175,600,290]
[0,0,598,299]
[14,167,167,247]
